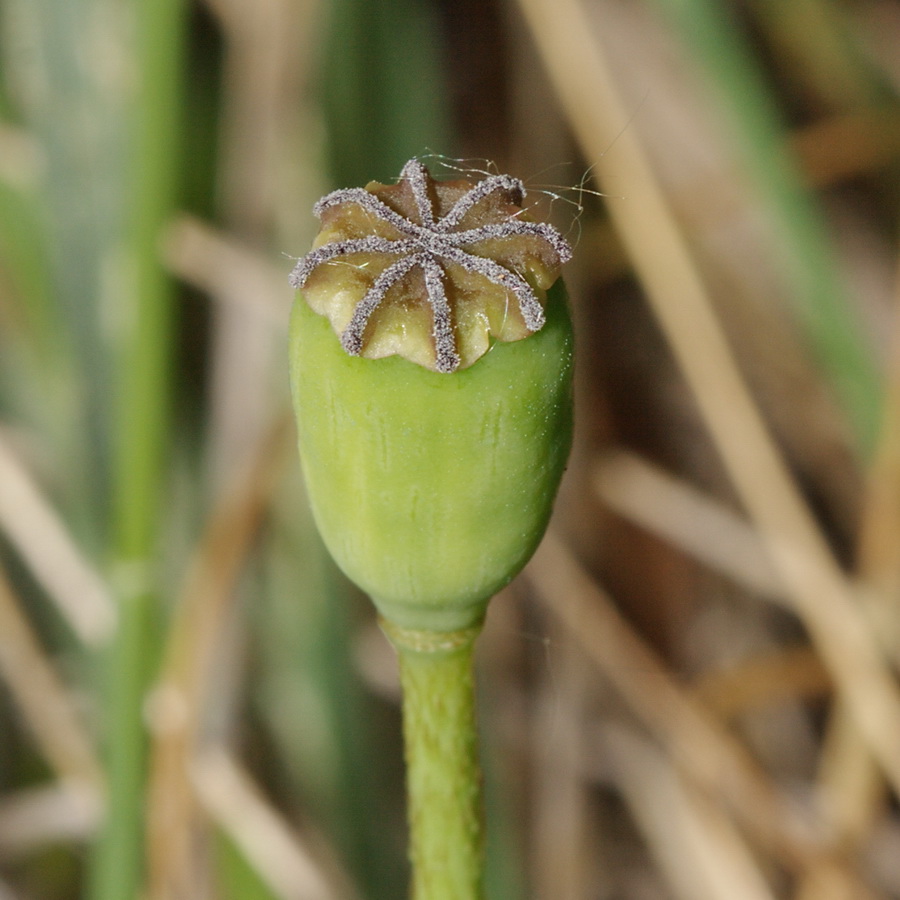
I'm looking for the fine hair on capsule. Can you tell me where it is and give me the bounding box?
[419,151,608,248]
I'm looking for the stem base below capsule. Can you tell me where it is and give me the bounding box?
[383,619,484,900]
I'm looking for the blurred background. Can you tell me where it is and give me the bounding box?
[3,0,900,897]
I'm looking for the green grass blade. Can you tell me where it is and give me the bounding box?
[319,0,453,187]
[648,0,881,452]
[87,0,188,896]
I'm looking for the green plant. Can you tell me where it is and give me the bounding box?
[288,159,573,897]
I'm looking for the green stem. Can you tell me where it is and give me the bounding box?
[384,621,484,900]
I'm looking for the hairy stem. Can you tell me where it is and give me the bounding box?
[384,621,484,900]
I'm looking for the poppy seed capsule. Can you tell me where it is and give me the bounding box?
[289,160,573,632]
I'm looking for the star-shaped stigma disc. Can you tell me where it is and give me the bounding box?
[290,159,572,373]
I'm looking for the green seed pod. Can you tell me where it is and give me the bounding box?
[289,160,573,633]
